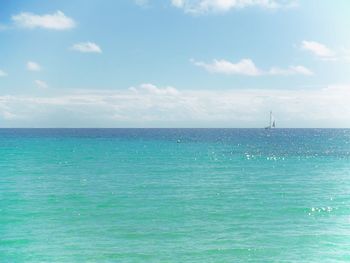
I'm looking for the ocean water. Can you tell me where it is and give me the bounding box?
[1,128,350,262]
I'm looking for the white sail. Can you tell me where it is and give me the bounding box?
[265,111,276,129]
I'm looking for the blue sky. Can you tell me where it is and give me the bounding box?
[0,0,350,127]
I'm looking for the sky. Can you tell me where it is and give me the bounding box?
[0,0,350,128]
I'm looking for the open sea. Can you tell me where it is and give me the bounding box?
[1,128,350,262]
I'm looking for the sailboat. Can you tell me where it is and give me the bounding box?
[265,111,276,129]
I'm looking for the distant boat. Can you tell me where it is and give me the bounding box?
[265,111,276,129]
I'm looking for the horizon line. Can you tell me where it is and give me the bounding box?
[0,127,350,129]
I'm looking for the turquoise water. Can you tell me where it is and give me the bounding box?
[1,129,350,262]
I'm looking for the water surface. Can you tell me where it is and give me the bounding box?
[1,129,350,262]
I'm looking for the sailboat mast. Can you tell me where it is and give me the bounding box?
[269,111,272,128]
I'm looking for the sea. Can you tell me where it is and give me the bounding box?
[1,128,350,262]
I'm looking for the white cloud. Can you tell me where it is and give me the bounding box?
[301,40,335,59]
[71,42,102,53]
[300,41,350,62]
[12,10,75,30]
[134,0,149,6]
[170,0,297,14]
[171,0,184,7]
[192,58,261,76]
[288,66,313,75]
[0,70,7,77]
[35,80,48,89]
[1,83,349,127]
[130,83,180,96]
[27,61,41,71]
[268,65,313,76]
[192,58,313,76]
